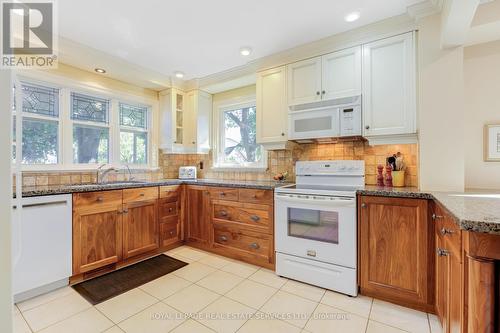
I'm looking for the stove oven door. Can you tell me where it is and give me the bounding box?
[274,193,356,268]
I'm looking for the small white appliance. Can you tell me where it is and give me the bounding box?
[12,194,73,302]
[178,166,197,179]
[288,95,361,142]
[275,160,364,296]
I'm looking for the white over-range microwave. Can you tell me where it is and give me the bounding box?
[288,95,361,142]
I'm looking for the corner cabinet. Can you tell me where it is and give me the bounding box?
[359,195,434,312]
[185,186,212,248]
[160,88,212,153]
[287,46,361,106]
[256,66,288,150]
[362,32,417,144]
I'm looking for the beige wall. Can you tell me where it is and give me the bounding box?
[464,41,500,189]
[417,14,465,191]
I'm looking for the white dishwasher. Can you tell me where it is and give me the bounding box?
[12,194,73,302]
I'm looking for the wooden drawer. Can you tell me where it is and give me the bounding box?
[213,204,270,230]
[73,190,122,210]
[213,224,271,258]
[123,187,158,203]
[209,187,239,201]
[159,200,178,219]
[159,185,180,202]
[160,222,179,247]
[239,189,273,205]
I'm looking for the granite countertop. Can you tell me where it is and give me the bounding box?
[18,178,286,197]
[359,186,500,235]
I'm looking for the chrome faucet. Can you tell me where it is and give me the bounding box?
[97,164,118,184]
[124,164,135,181]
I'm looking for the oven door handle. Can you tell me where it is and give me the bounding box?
[275,194,355,207]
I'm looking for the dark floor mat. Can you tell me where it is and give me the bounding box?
[72,254,188,305]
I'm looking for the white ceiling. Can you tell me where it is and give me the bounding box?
[57,0,423,88]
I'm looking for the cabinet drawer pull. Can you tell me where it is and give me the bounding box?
[437,248,449,257]
[432,213,444,220]
[96,196,104,202]
[123,209,129,214]
[219,235,228,242]
[316,91,320,96]
[220,192,226,196]
[220,210,228,217]
[249,242,260,250]
[169,231,174,236]
[250,215,260,222]
[361,203,366,208]
[440,228,454,236]
[139,193,145,197]
[169,207,173,212]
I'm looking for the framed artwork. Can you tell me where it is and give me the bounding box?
[484,124,500,162]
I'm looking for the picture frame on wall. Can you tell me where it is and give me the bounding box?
[484,124,500,162]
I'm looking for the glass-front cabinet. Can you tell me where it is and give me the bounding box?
[159,88,212,154]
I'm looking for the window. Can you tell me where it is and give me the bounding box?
[214,102,265,168]
[12,82,60,165]
[71,93,110,164]
[119,103,148,164]
[11,77,153,170]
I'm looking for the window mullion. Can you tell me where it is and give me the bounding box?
[61,88,72,166]
[111,100,120,166]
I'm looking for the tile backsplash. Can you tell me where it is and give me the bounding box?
[159,140,419,187]
[18,140,418,188]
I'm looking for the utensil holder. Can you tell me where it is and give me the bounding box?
[392,171,405,187]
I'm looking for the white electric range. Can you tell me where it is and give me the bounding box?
[274,160,365,296]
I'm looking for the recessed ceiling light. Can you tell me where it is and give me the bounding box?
[174,71,184,79]
[344,11,360,22]
[240,47,252,56]
[94,68,106,74]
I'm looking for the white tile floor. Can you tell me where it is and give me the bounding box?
[14,246,443,333]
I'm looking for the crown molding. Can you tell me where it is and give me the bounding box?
[407,0,443,21]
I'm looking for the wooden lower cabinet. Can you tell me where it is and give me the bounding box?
[158,185,182,248]
[72,187,162,282]
[72,191,123,275]
[359,195,434,312]
[122,198,159,259]
[185,185,275,269]
[434,202,463,333]
[185,186,211,247]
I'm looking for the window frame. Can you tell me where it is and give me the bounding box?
[13,79,63,167]
[212,98,267,171]
[118,101,151,166]
[13,72,154,171]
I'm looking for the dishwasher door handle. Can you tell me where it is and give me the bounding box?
[21,200,68,209]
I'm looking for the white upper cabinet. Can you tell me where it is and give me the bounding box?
[362,32,416,141]
[256,66,287,150]
[287,46,362,106]
[287,57,322,105]
[160,88,211,153]
[322,46,361,100]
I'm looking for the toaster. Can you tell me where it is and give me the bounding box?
[178,166,197,179]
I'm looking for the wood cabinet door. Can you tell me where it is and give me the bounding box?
[186,186,211,246]
[256,66,288,145]
[122,199,159,259]
[436,231,449,332]
[321,46,361,100]
[362,32,416,137]
[360,196,430,310]
[287,56,322,105]
[72,202,123,275]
